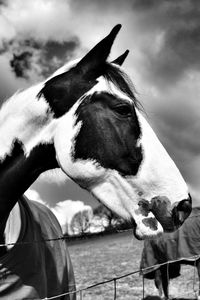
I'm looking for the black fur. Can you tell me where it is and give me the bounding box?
[74,91,143,176]
[37,72,97,117]
[112,50,129,66]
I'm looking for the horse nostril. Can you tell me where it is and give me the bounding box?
[172,195,192,226]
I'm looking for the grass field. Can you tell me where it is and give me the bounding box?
[68,230,199,300]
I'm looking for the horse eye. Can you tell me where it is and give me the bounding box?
[114,105,132,116]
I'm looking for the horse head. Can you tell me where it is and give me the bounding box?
[36,25,191,239]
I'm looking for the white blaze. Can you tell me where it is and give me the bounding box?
[88,110,189,238]
[134,111,188,202]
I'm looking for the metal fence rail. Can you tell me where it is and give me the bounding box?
[41,253,200,299]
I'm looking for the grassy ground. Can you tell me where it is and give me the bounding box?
[68,230,199,300]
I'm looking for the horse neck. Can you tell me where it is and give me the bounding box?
[0,85,53,157]
[0,85,58,215]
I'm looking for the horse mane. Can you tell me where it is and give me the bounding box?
[102,62,143,111]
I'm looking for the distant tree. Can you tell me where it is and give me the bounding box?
[93,204,131,231]
[70,209,93,235]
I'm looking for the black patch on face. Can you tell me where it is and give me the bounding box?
[142,217,158,231]
[73,92,143,176]
[37,71,97,118]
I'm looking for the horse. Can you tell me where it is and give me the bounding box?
[0,24,192,299]
[140,207,200,299]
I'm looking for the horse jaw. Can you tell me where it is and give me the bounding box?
[90,170,164,239]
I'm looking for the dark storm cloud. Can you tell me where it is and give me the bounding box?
[71,0,133,10]
[41,39,79,77]
[0,37,79,79]
[0,0,82,106]
[156,106,200,158]
[132,0,162,10]
[131,0,200,85]
[10,51,33,78]
[0,37,79,107]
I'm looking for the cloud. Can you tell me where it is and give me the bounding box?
[1,38,79,79]
[129,0,200,85]
[25,188,47,205]
[0,0,80,99]
[1,0,200,85]
[0,0,73,42]
[25,188,94,235]
[56,0,200,87]
[52,200,93,234]
[0,54,31,103]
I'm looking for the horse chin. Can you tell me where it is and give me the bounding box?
[132,217,164,240]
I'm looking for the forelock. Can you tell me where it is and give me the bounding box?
[101,63,142,110]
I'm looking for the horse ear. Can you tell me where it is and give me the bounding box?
[38,24,122,117]
[77,24,122,77]
[112,50,129,66]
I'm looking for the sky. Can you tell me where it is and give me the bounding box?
[0,0,200,207]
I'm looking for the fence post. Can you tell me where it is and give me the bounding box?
[142,273,145,300]
[193,258,197,298]
[114,279,117,300]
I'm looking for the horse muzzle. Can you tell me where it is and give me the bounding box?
[150,194,192,232]
[171,194,192,227]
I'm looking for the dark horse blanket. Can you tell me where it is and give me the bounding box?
[0,197,76,299]
[140,207,200,279]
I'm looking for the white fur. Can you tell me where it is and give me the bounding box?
[0,84,55,159]
[86,74,133,104]
[4,203,21,249]
[133,111,188,202]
